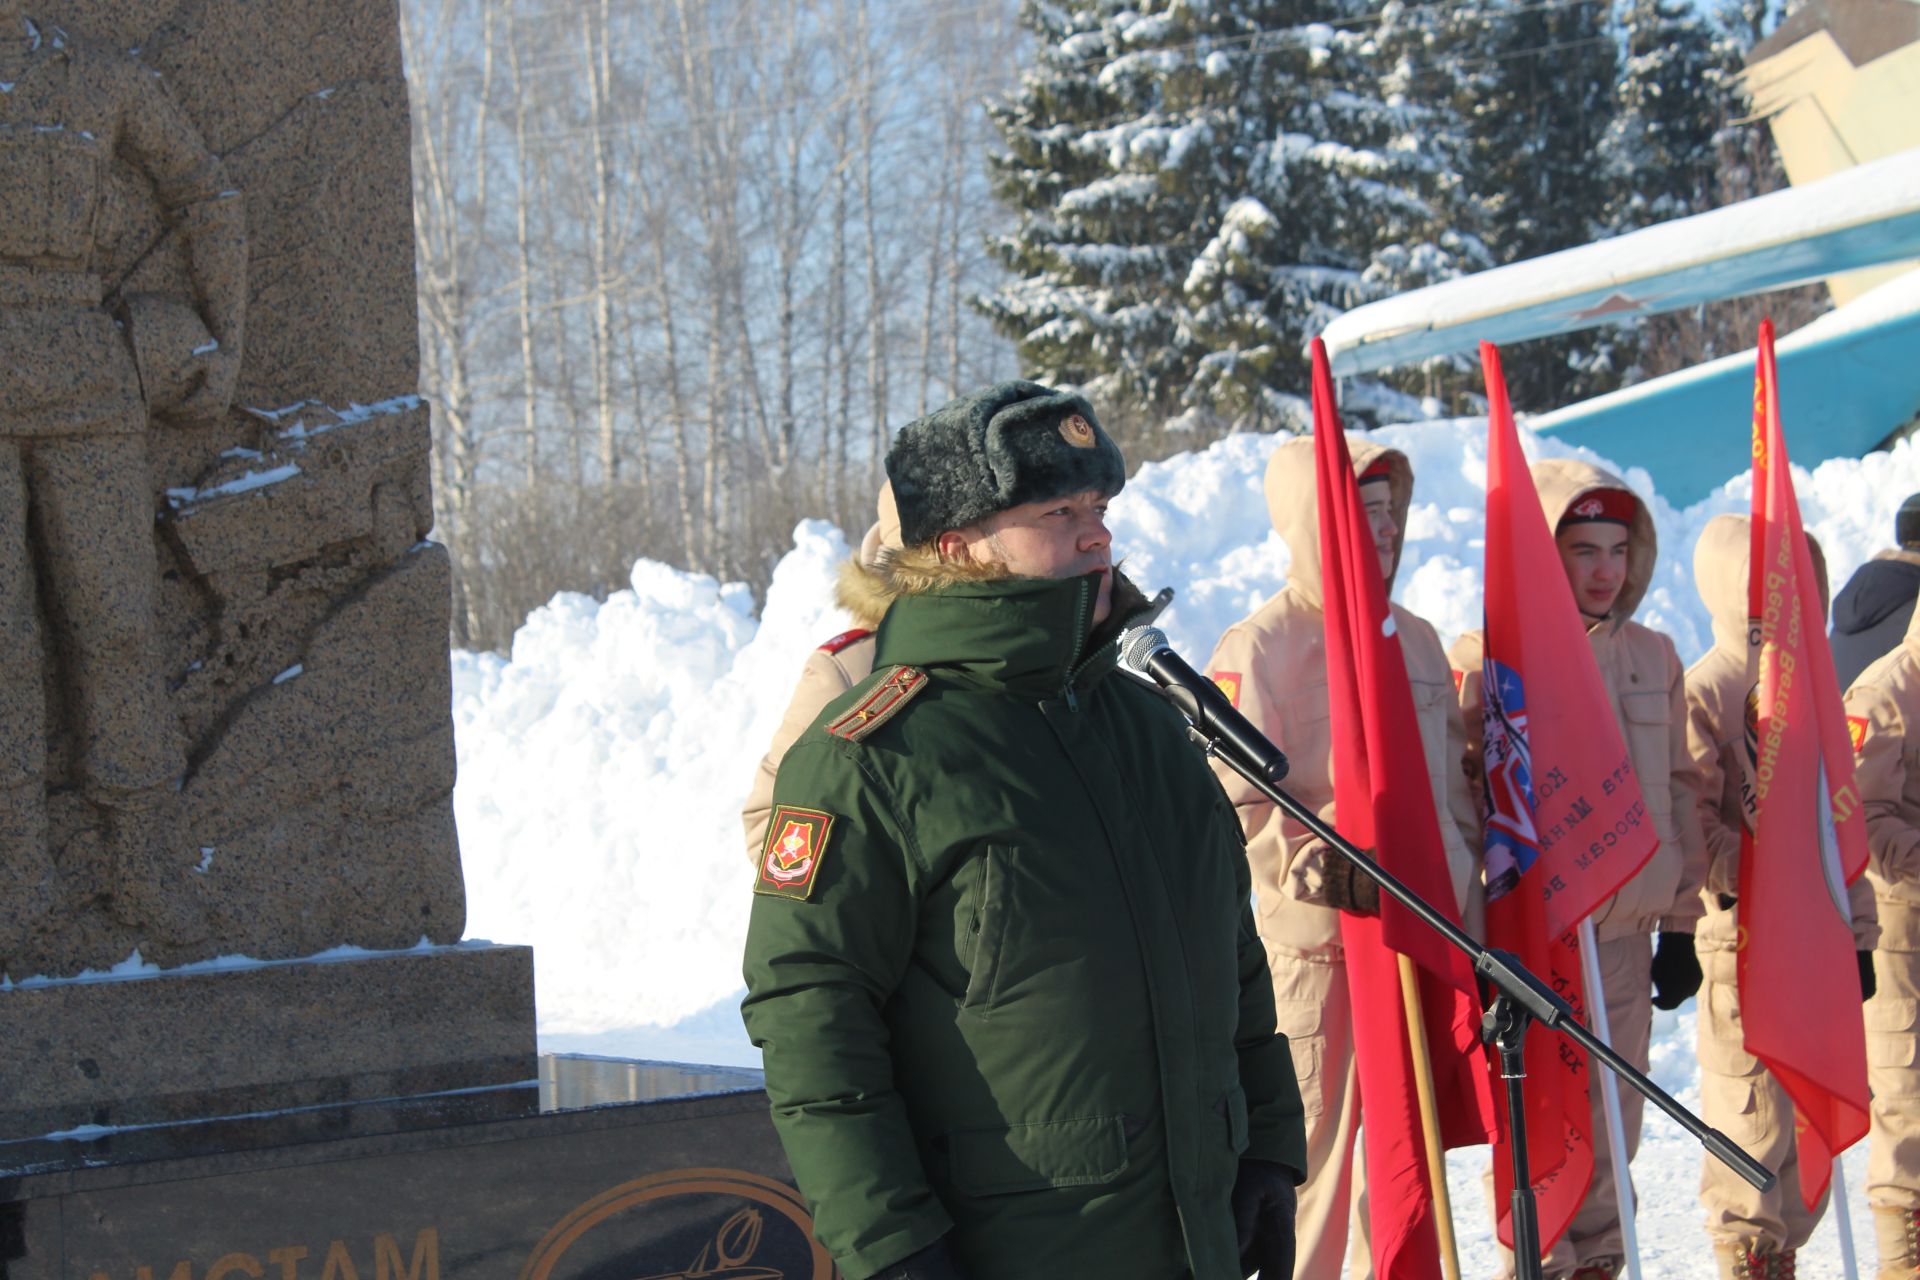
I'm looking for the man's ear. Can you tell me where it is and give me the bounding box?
[936,529,972,563]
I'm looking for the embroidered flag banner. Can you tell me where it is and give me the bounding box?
[1477,341,1659,1251]
[1313,339,1494,1278]
[1741,317,1871,1206]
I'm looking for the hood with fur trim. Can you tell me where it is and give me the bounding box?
[1692,512,1829,657]
[841,542,1149,621]
[1263,434,1412,609]
[1531,457,1657,628]
[836,483,907,628]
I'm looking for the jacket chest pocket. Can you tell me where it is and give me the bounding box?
[1619,690,1672,811]
[1280,684,1330,760]
[962,845,1013,1012]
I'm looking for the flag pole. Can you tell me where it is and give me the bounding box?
[1398,953,1463,1280]
[1577,918,1645,1280]
[1833,1155,1861,1280]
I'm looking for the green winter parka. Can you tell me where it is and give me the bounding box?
[740,566,1308,1280]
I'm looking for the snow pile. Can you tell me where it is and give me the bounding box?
[453,520,856,1036]
[454,422,1920,1273]
[459,420,1920,1041]
[1114,418,1920,666]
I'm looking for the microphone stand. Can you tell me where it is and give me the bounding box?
[1180,720,1773,1280]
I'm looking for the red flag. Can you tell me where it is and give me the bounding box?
[1741,317,1871,1205]
[1477,341,1661,1251]
[1312,340,1495,1279]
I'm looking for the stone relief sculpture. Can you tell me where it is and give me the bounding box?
[0,2,243,954]
[0,0,464,977]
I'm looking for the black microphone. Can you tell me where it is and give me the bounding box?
[1119,627,1289,784]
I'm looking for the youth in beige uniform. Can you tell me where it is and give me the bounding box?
[1845,594,1920,1280]
[1203,437,1482,1279]
[1451,459,1707,1280]
[1685,513,1877,1280]
[741,488,900,859]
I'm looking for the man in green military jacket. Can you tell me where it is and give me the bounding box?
[741,382,1309,1280]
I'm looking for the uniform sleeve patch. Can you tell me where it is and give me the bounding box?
[756,806,836,900]
[1849,714,1870,755]
[1211,671,1242,709]
[826,666,927,742]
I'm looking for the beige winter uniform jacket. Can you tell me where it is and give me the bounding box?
[1847,597,1920,927]
[1686,513,1875,1252]
[1203,436,1483,964]
[1842,544,1920,1212]
[741,630,878,859]
[1686,513,1874,957]
[742,493,903,858]
[1450,457,1708,943]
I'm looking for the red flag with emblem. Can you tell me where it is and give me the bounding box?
[1477,341,1660,1251]
[1312,340,1496,1278]
[1740,317,1871,1205]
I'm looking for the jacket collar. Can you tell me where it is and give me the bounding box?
[873,569,1153,701]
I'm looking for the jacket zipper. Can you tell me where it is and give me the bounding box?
[1060,578,1091,711]
[1062,576,1163,711]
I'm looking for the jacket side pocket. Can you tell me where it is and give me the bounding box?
[962,845,1012,1013]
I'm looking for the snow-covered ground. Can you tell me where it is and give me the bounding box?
[454,419,1920,1277]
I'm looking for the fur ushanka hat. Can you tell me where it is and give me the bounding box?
[884,380,1127,547]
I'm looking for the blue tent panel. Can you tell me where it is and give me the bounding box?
[1532,311,1920,507]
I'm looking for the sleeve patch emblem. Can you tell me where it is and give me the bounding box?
[1848,715,1870,755]
[1211,671,1241,709]
[756,805,836,900]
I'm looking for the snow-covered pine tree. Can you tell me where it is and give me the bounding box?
[1461,0,1618,265]
[1359,0,1496,410]
[1583,0,1745,386]
[980,0,1483,442]
[1454,0,1625,409]
[1603,0,1737,229]
[1630,0,1829,378]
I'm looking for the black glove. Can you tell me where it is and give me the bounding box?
[1650,931,1703,1010]
[1231,1158,1299,1279]
[1861,950,1879,1003]
[1321,851,1380,917]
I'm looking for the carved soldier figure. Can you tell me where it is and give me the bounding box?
[0,4,245,962]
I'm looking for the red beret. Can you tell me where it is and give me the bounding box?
[1559,487,1638,528]
[1358,458,1394,485]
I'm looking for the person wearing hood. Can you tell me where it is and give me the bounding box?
[741,484,902,860]
[1685,513,1877,1280]
[1202,436,1482,1279]
[741,382,1307,1280]
[1450,459,1708,1280]
[1843,566,1920,1280]
[1831,494,1920,692]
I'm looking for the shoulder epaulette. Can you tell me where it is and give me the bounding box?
[825,665,927,743]
[818,628,874,656]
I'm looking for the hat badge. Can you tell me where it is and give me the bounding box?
[1573,497,1604,518]
[1060,414,1096,449]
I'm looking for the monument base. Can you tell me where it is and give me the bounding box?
[0,943,535,1140]
[0,1055,827,1280]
